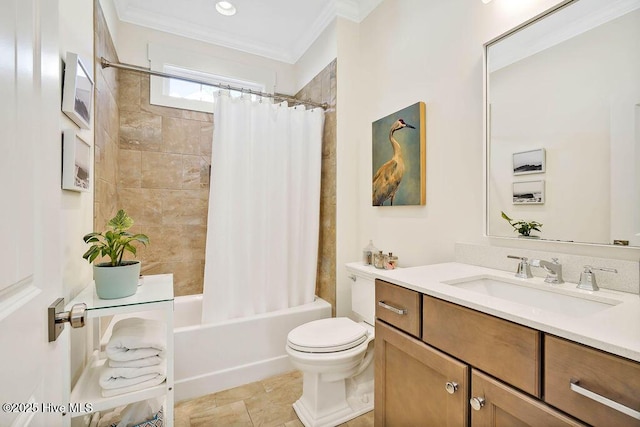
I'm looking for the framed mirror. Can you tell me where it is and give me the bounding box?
[485,0,640,246]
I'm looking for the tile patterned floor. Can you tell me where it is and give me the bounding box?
[174,370,374,427]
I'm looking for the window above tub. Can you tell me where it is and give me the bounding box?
[148,43,274,113]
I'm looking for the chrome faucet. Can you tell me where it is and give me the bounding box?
[530,258,564,284]
[577,265,618,291]
[507,255,532,279]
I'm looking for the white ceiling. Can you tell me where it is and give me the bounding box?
[112,0,382,64]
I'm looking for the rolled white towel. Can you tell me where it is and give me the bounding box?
[99,360,166,390]
[106,317,166,362]
[108,355,163,368]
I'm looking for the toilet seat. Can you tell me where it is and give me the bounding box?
[287,317,368,353]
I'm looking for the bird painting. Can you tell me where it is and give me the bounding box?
[372,118,416,206]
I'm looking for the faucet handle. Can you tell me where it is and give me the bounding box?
[577,265,618,291]
[551,257,560,264]
[591,265,618,274]
[507,255,533,279]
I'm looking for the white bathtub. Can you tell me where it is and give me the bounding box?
[173,294,331,401]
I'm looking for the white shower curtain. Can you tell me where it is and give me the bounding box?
[201,93,325,324]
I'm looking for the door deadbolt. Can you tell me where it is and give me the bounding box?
[48,298,87,342]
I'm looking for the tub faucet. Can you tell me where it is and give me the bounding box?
[507,255,532,279]
[530,258,564,284]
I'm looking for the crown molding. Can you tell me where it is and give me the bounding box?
[337,0,383,22]
[112,0,384,64]
[115,2,296,63]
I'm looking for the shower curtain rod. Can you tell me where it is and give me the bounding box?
[100,57,328,110]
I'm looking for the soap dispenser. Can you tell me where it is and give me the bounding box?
[362,240,378,265]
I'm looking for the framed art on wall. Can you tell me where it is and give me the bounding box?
[513,148,545,175]
[372,102,426,206]
[513,180,544,205]
[62,52,94,129]
[62,130,91,192]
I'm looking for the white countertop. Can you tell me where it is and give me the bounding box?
[347,262,640,362]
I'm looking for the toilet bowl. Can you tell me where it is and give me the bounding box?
[286,269,376,427]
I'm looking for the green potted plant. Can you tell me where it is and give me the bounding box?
[501,211,542,238]
[82,209,149,299]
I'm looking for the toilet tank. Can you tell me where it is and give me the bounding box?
[350,268,376,325]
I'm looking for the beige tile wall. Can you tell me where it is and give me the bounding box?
[117,70,213,296]
[295,60,337,315]
[93,2,119,234]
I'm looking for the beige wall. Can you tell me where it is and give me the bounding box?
[294,20,337,92]
[333,0,640,320]
[296,60,337,314]
[335,18,362,317]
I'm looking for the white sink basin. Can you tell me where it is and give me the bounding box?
[444,276,622,317]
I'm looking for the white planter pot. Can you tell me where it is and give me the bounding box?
[93,261,141,299]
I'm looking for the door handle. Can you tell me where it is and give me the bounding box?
[48,298,87,342]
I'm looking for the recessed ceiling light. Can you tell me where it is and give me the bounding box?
[216,1,237,16]
[482,0,493,3]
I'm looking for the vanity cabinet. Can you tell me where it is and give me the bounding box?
[374,279,606,427]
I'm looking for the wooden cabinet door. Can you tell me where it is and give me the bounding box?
[375,320,469,427]
[470,370,585,427]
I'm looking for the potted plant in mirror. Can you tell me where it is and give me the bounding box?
[501,211,542,238]
[82,209,149,299]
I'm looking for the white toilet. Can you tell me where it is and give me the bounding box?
[286,271,375,427]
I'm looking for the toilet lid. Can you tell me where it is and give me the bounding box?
[287,317,368,353]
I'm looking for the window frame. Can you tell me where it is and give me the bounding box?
[148,44,274,113]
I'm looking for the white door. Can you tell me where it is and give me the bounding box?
[0,0,69,426]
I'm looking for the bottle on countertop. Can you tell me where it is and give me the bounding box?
[384,252,398,270]
[374,250,385,269]
[362,240,378,265]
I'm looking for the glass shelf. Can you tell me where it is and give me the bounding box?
[66,274,174,318]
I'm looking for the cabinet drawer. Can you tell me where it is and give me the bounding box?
[544,335,640,427]
[422,295,541,397]
[375,280,421,337]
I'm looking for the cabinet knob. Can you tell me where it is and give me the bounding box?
[470,396,485,411]
[445,381,458,394]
